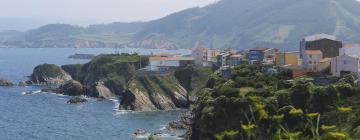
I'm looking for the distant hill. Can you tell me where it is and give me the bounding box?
[0,22,144,48]
[2,0,360,49]
[134,0,360,50]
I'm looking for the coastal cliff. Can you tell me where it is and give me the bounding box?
[29,54,212,111]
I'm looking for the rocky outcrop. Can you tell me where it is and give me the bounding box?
[133,129,147,136]
[120,77,188,111]
[30,64,72,85]
[57,80,84,96]
[67,97,87,104]
[0,79,14,86]
[167,110,193,131]
[28,55,210,111]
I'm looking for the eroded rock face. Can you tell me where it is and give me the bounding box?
[87,81,118,100]
[30,64,72,85]
[58,80,84,96]
[0,79,14,86]
[120,81,188,111]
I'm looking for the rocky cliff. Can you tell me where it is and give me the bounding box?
[29,54,212,111]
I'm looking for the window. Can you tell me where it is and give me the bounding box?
[309,55,313,58]
[344,60,347,65]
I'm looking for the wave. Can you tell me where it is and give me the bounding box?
[21,90,42,95]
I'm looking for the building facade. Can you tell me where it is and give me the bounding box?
[331,45,360,77]
[300,33,342,59]
[248,48,277,62]
[275,52,300,66]
[192,46,208,66]
[147,56,194,71]
[303,50,325,72]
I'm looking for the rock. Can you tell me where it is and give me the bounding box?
[120,79,189,111]
[167,110,193,130]
[18,81,34,86]
[58,80,84,96]
[30,64,72,85]
[68,53,95,59]
[87,81,118,99]
[67,97,87,104]
[134,129,147,136]
[0,79,14,86]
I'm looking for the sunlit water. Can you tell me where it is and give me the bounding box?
[0,48,190,140]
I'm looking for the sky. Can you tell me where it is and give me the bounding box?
[0,0,215,24]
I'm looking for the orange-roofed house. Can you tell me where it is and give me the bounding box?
[303,50,329,72]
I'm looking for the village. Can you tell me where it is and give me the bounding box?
[141,33,360,82]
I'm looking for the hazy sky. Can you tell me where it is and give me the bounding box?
[0,0,215,23]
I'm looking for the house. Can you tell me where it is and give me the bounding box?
[228,54,245,67]
[208,50,221,62]
[300,33,342,59]
[303,50,330,72]
[216,53,245,67]
[275,51,300,66]
[248,48,278,63]
[331,45,360,77]
[147,56,194,71]
[216,53,230,67]
[192,46,208,66]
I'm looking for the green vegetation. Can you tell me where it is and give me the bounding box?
[175,66,213,95]
[72,54,148,85]
[33,64,64,78]
[190,65,360,140]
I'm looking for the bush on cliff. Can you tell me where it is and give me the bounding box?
[189,65,360,140]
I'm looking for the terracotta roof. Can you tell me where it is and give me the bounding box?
[149,56,194,61]
[305,50,322,55]
[320,58,331,62]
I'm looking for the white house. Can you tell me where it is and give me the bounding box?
[147,56,194,71]
[331,45,360,77]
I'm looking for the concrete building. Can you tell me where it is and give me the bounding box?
[303,50,330,72]
[192,46,208,66]
[216,53,230,67]
[216,53,245,67]
[248,48,278,63]
[331,45,360,77]
[147,56,194,71]
[300,33,342,59]
[275,51,300,66]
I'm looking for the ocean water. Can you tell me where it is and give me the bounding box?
[0,48,190,140]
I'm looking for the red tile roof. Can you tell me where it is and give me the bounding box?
[305,50,322,55]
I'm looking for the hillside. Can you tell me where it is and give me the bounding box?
[186,65,360,140]
[134,0,360,50]
[0,22,144,48]
[2,0,360,49]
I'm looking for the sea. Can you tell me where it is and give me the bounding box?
[0,48,191,140]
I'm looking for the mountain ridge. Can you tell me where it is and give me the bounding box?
[2,0,360,49]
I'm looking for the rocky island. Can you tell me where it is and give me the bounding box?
[0,79,14,86]
[27,54,212,111]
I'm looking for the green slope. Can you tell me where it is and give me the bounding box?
[135,0,360,49]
